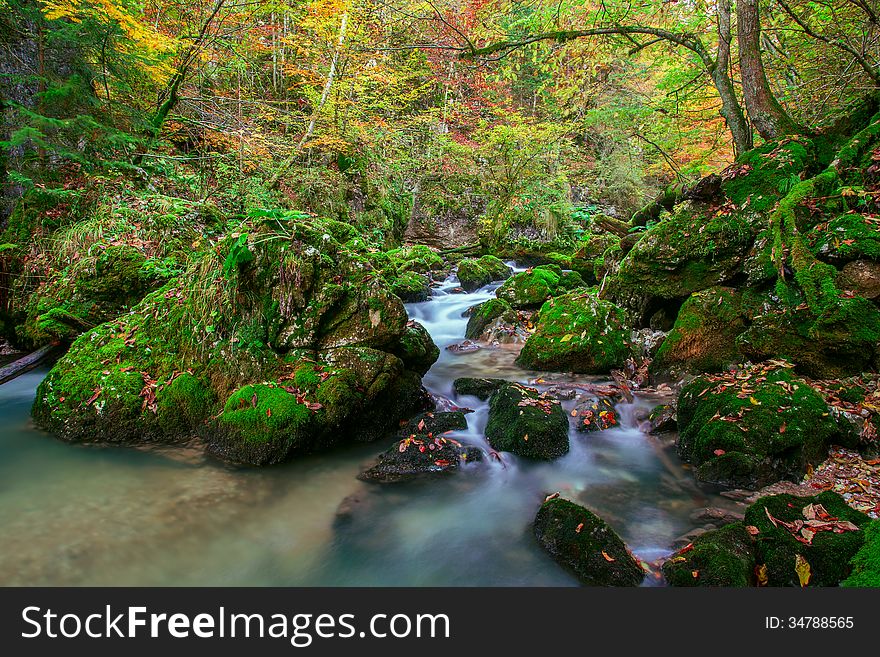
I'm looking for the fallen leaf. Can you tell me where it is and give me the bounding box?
[745,525,760,535]
[795,554,811,587]
[756,563,768,586]
[575,523,584,534]
[602,551,616,562]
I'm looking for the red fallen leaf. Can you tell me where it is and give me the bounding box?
[85,388,101,406]
[602,551,615,562]
[714,449,726,456]
[251,392,258,408]
[691,570,699,578]
[575,523,584,534]
[398,442,407,453]
[306,402,323,411]
[745,525,760,535]
[417,419,426,431]
[679,542,694,554]
[434,459,451,467]
[419,445,426,453]
[266,408,272,418]
[779,423,787,434]
[544,492,560,502]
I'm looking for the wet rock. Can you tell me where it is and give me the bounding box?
[390,271,432,302]
[464,298,513,340]
[445,340,480,354]
[452,377,507,400]
[689,507,745,527]
[456,255,512,292]
[663,523,755,587]
[648,404,677,434]
[545,385,577,401]
[485,383,569,460]
[358,434,483,483]
[744,491,870,586]
[396,411,469,438]
[571,397,618,432]
[534,497,644,586]
[630,328,666,359]
[516,291,632,374]
[393,321,439,376]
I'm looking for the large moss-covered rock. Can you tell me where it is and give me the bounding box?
[534,498,644,586]
[843,520,880,587]
[32,214,430,465]
[651,287,746,375]
[737,296,880,378]
[662,523,756,587]
[807,213,880,265]
[393,320,439,375]
[744,491,870,587]
[677,364,849,488]
[464,298,513,340]
[516,291,631,374]
[456,255,512,292]
[359,433,482,483]
[613,200,759,300]
[495,264,583,309]
[485,383,569,459]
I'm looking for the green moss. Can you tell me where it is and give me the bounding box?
[651,287,746,375]
[393,321,439,375]
[677,365,843,487]
[516,290,631,374]
[456,255,512,292]
[534,498,644,586]
[389,270,430,302]
[744,491,870,586]
[293,363,322,390]
[842,520,880,587]
[662,524,755,587]
[218,384,311,443]
[807,213,880,263]
[495,264,583,308]
[464,298,512,340]
[485,383,569,459]
[723,138,815,214]
[156,372,216,434]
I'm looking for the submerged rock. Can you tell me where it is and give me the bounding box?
[32,214,433,465]
[484,383,569,459]
[534,497,644,586]
[744,491,870,586]
[662,523,755,587]
[358,434,482,483]
[676,363,852,488]
[516,290,631,374]
[455,255,512,292]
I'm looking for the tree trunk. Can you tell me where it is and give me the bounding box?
[714,0,753,154]
[737,0,805,139]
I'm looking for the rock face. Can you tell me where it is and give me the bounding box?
[677,363,853,488]
[516,291,631,374]
[744,492,870,587]
[32,214,436,465]
[648,404,676,434]
[662,523,755,587]
[650,287,746,375]
[534,498,644,586]
[484,383,569,459]
[455,255,512,292]
[495,264,583,309]
[571,397,618,432]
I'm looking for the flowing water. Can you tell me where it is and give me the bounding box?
[0,270,735,586]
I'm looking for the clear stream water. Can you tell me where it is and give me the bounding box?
[0,271,733,586]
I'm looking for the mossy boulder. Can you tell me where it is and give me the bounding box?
[464,298,513,340]
[677,364,848,488]
[33,214,429,465]
[744,491,870,586]
[843,520,880,587]
[807,213,880,265]
[456,255,512,292]
[516,291,631,374]
[495,264,583,309]
[396,410,469,437]
[359,433,482,483]
[393,320,439,376]
[737,296,880,378]
[837,260,880,299]
[613,200,759,300]
[534,498,644,586]
[452,377,507,400]
[651,287,747,375]
[484,383,569,459]
[662,523,756,587]
[390,271,431,302]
